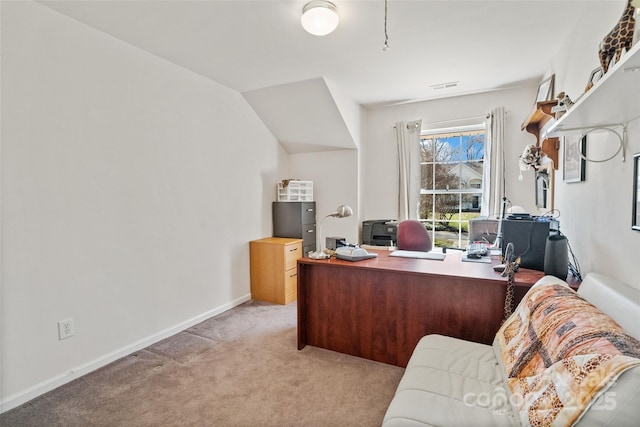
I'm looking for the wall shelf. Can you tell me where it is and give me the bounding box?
[521,100,559,169]
[522,100,557,141]
[547,42,640,135]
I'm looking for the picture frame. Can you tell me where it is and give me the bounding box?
[563,135,586,183]
[585,67,603,92]
[632,152,640,231]
[535,74,555,103]
[535,169,550,209]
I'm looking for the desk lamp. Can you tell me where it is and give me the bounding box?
[308,204,353,259]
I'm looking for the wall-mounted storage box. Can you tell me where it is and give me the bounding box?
[277,180,313,202]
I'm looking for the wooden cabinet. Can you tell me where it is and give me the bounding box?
[272,202,316,255]
[250,237,302,304]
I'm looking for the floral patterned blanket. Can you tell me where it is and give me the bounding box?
[495,281,640,427]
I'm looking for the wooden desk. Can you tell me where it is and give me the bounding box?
[297,250,579,367]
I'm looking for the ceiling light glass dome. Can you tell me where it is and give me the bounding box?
[301,1,339,36]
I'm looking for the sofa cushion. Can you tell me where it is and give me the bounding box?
[495,278,640,426]
[382,334,519,427]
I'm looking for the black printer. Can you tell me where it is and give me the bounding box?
[362,220,398,246]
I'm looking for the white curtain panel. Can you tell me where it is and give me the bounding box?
[396,120,422,220]
[481,107,506,217]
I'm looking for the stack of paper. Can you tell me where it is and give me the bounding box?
[389,250,446,261]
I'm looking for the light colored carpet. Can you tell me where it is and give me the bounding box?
[1,300,404,426]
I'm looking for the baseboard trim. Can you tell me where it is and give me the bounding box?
[0,293,252,414]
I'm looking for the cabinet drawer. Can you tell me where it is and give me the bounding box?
[284,268,298,303]
[284,241,303,270]
[250,237,302,305]
[301,202,316,224]
[302,225,316,252]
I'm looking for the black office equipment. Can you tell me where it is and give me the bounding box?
[362,220,398,246]
[501,215,559,271]
[326,236,347,251]
[544,235,568,279]
[272,202,316,254]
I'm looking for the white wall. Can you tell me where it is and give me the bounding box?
[3,0,637,413]
[550,8,640,288]
[284,84,363,248]
[325,78,363,149]
[1,1,287,409]
[288,150,359,245]
[362,86,540,222]
[359,3,639,288]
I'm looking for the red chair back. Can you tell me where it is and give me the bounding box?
[397,220,433,252]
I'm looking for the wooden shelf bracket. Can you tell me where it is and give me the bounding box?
[521,100,559,169]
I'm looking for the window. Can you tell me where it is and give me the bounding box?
[419,125,486,249]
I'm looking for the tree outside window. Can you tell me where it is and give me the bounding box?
[419,127,485,249]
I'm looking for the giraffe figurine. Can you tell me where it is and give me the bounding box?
[599,0,637,73]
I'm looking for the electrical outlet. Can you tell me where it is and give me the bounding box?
[58,318,74,340]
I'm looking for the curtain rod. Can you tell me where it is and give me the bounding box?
[393,121,420,129]
[393,113,493,129]
[421,113,491,127]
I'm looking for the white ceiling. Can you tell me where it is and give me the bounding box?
[243,77,361,153]
[40,0,624,108]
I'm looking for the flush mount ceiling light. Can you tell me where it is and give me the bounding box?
[301,1,339,36]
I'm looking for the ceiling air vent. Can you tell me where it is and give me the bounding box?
[430,81,459,90]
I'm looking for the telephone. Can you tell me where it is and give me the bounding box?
[465,241,488,259]
[335,246,378,262]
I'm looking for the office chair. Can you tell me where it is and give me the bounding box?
[397,220,433,252]
[468,218,499,244]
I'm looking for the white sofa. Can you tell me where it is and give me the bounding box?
[382,273,640,427]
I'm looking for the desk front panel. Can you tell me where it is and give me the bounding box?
[297,252,509,367]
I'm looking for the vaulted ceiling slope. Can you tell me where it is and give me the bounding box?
[38,0,624,152]
[243,77,360,153]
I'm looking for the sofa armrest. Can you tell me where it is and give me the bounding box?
[493,275,640,426]
[577,273,640,340]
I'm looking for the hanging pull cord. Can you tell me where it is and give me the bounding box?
[383,0,390,51]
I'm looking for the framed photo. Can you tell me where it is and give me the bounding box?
[633,152,640,231]
[585,67,603,92]
[563,135,586,183]
[535,75,555,103]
